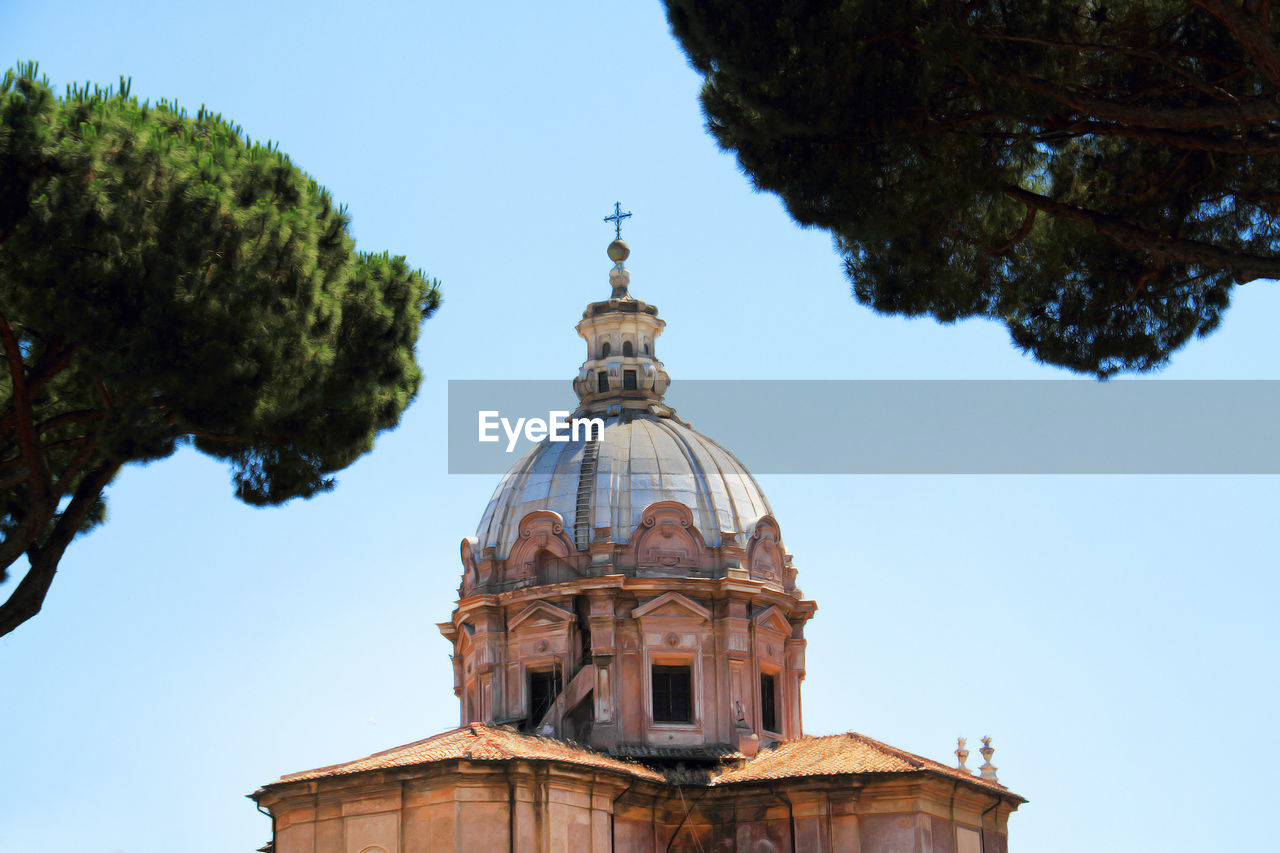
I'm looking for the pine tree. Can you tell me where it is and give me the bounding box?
[665,0,1280,375]
[0,64,441,636]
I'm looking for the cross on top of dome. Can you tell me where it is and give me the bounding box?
[603,201,632,240]
[603,203,634,300]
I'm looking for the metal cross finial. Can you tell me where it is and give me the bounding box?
[603,201,632,239]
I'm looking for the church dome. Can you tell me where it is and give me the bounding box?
[472,233,776,564]
[444,221,810,758]
[474,412,772,560]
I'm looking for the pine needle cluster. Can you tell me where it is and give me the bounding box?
[665,1,1280,374]
[0,62,441,635]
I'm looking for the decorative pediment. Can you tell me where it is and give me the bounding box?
[745,515,785,582]
[515,510,573,551]
[753,605,793,636]
[631,501,706,568]
[509,600,576,631]
[632,591,711,622]
[507,511,577,584]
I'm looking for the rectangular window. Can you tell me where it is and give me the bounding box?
[651,665,693,723]
[528,669,561,727]
[623,369,637,390]
[760,673,778,732]
[597,372,609,392]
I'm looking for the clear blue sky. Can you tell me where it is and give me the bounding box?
[1,3,1277,852]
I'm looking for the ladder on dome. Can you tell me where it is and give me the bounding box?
[573,438,600,551]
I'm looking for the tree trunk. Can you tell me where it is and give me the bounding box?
[0,459,119,639]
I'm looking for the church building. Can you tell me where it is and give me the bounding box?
[251,222,1025,852]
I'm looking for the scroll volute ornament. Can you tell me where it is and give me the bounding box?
[633,501,705,568]
[746,516,786,585]
[459,537,481,594]
[506,510,575,585]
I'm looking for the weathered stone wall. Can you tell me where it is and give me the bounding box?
[442,572,815,756]
[259,762,1015,853]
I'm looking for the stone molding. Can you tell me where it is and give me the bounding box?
[255,759,1019,853]
[460,505,799,598]
[442,571,817,749]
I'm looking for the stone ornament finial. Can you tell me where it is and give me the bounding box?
[979,735,999,782]
[955,737,971,773]
[608,245,631,299]
[604,203,633,298]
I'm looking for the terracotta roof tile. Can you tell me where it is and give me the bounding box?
[710,732,1021,799]
[262,728,1021,802]
[268,724,663,786]
[609,743,743,761]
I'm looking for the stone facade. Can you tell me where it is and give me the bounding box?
[446,237,817,759]
[255,729,1019,853]
[444,522,814,755]
[252,236,1024,852]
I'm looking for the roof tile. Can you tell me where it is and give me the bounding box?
[712,732,1018,797]
[264,726,1020,802]
[271,724,663,785]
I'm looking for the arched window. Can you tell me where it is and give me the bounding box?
[643,342,650,355]
[622,340,634,357]
[597,372,609,392]
[600,341,611,358]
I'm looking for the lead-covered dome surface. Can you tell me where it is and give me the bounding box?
[475,412,772,560]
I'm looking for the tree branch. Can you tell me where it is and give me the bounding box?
[804,119,1280,156]
[1192,0,1280,91]
[982,31,1246,103]
[0,312,55,577]
[1035,121,1278,154]
[0,434,96,470]
[0,465,29,491]
[0,337,79,440]
[0,316,46,498]
[36,409,106,435]
[999,184,1280,281]
[52,426,106,495]
[1246,1,1274,22]
[987,204,1037,255]
[1013,74,1280,128]
[0,459,121,638]
[26,336,75,394]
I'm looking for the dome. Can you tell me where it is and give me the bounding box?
[443,227,812,760]
[474,412,772,560]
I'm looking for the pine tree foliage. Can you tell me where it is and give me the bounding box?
[0,63,441,636]
[664,0,1280,375]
